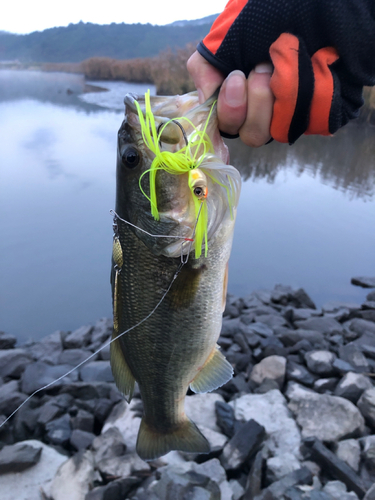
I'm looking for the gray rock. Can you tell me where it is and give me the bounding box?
[334,372,373,403]
[305,350,337,376]
[351,276,375,288]
[50,450,95,500]
[286,361,317,387]
[339,344,369,372]
[362,435,375,469]
[278,329,324,347]
[98,341,111,361]
[364,483,375,500]
[0,443,42,474]
[58,382,113,400]
[0,331,17,349]
[0,349,32,378]
[349,318,375,337]
[91,318,113,345]
[0,440,67,500]
[63,325,93,349]
[229,390,302,459]
[71,409,94,432]
[334,439,361,472]
[243,450,264,499]
[255,467,313,500]
[221,318,242,337]
[29,330,63,364]
[58,348,92,366]
[86,477,141,500]
[45,413,71,446]
[332,358,356,374]
[250,355,287,388]
[313,377,339,393]
[0,380,27,416]
[185,393,224,433]
[367,290,375,301]
[266,452,301,482]
[220,419,265,470]
[70,429,96,451]
[287,382,365,441]
[285,308,321,323]
[254,314,288,329]
[97,453,150,479]
[323,480,359,500]
[363,301,375,310]
[246,322,274,338]
[21,361,78,394]
[215,401,237,438]
[37,400,65,425]
[357,388,375,428]
[92,427,127,463]
[295,317,343,334]
[102,400,142,453]
[79,361,114,383]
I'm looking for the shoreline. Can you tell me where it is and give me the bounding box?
[1,282,375,499]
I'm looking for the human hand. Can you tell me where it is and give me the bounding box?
[187,51,274,147]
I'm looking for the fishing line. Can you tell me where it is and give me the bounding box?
[0,203,204,430]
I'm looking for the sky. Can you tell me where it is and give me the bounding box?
[0,0,228,34]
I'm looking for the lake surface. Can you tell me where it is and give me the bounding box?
[1,70,375,343]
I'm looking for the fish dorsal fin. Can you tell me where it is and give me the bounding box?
[110,335,136,402]
[189,347,233,394]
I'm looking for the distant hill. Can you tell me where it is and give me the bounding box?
[0,17,218,63]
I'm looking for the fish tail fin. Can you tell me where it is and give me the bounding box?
[136,417,210,461]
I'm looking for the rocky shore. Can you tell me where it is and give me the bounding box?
[1,282,375,500]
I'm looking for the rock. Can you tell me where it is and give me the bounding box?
[278,329,324,347]
[102,400,142,453]
[221,318,242,337]
[332,358,356,374]
[58,381,113,400]
[334,439,361,472]
[0,349,32,378]
[29,330,63,364]
[91,427,127,464]
[266,452,301,482]
[185,393,225,433]
[255,467,313,500]
[215,401,237,438]
[367,290,375,301]
[349,318,375,337]
[246,321,274,338]
[304,350,337,376]
[254,314,288,329]
[37,400,67,426]
[71,408,94,432]
[96,452,150,482]
[339,344,369,372]
[70,429,95,451]
[21,361,78,394]
[0,331,17,349]
[334,372,373,403]
[0,442,42,474]
[229,390,302,459]
[250,355,286,388]
[79,361,114,383]
[323,480,359,500]
[63,325,93,349]
[220,419,265,470]
[364,483,375,500]
[86,477,141,500]
[286,361,317,387]
[351,277,375,288]
[50,450,95,500]
[0,440,67,500]
[45,413,71,446]
[295,317,343,334]
[58,348,92,366]
[313,377,339,394]
[304,438,367,499]
[243,449,264,499]
[287,382,365,441]
[357,388,375,429]
[362,435,375,469]
[91,318,112,345]
[0,380,27,416]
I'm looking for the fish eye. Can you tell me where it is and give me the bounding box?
[194,187,204,197]
[121,147,140,169]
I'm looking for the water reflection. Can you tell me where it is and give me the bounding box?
[228,124,375,199]
[0,70,374,342]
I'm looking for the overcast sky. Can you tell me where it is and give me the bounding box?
[1,0,228,34]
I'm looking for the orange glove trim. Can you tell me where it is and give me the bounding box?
[202,0,248,55]
[269,33,300,143]
[305,47,339,135]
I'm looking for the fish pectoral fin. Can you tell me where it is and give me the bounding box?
[189,347,233,394]
[136,417,210,461]
[110,335,135,402]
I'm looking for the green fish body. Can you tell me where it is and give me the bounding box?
[110,91,241,461]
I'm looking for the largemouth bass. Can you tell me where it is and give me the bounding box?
[110,90,241,461]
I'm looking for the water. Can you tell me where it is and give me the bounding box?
[1,70,374,343]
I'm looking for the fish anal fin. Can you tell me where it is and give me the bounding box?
[136,417,210,461]
[189,347,233,394]
[110,335,135,402]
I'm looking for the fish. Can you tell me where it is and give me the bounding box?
[110,90,241,461]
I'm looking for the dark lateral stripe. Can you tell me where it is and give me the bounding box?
[269,33,300,143]
[288,37,315,144]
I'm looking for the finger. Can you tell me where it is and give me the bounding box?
[187,51,225,103]
[239,63,274,147]
[217,70,247,136]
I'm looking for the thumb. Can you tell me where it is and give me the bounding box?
[187,51,225,103]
